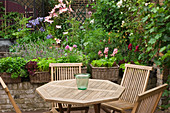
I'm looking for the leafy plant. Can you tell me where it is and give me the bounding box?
[0,57,28,78]
[91,57,117,67]
[124,0,170,67]
[0,12,23,39]
[25,61,38,75]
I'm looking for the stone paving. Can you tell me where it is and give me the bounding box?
[0,108,168,113]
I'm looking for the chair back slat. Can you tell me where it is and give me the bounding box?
[132,84,168,113]
[50,63,82,81]
[120,64,152,103]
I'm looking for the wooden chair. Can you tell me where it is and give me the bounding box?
[101,64,153,113]
[49,63,89,113]
[0,77,22,113]
[131,84,168,113]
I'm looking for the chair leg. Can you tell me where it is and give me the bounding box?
[101,105,111,113]
[85,107,89,113]
[67,104,71,113]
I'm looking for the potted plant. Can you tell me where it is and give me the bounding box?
[26,57,57,83]
[90,48,119,81]
[0,57,28,83]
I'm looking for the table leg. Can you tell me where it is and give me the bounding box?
[94,104,101,113]
[58,103,64,113]
[67,104,71,113]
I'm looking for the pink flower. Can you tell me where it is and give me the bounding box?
[65,45,70,50]
[56,25,62,29]
[46,20,54,24]
[98,51,102,55]
[104,47,109,55]
[111,48,118,56]
[53,13,58,17]
[58,0,63,3]
[105,55,108,58]
[73,45,77,48]
[69,47,73,51]
[88,11,92,17]
[69,5,74,12]
[49,8,56,14]
[55,4,61,9]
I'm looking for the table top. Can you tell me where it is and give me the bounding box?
[36,79,125,106]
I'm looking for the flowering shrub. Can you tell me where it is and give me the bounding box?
[44,0,73,42]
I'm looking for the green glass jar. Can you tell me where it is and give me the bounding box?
[75,73,90,90]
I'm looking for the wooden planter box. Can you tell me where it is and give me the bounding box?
[29,72,51,83]
[81,67,87,73]
[0,72,21,83]
[90,64,119,81]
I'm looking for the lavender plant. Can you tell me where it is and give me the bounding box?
[10,39,65,61]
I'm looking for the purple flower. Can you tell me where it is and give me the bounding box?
[65,45,70,50]
[29,19,40,26]
[37,17,44,22]
[18,28,22,31]
[26,24,32,28]
[73,45,77,48]
[39,27,45,32]
[46,34,53,39]
[66,38,68,42]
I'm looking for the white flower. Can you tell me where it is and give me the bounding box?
[63,32,68,35]
[56,25,62,29]
[121,20,125,27]
[145,3,149,6]
[55,39,61,44]
[90,19,94,23]
[128,7,131,10]
[129,33,133,36]
[117,0,123,8]
[121,12,123,14]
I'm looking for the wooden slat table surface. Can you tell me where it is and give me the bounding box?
[36,79,125,113]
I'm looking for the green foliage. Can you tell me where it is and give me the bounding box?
[62,18,83,49]
[31,57,57,71]
[92,0,126,32]
[56,47,89,66]
[124,0,170,67]
[91,57,117,67]
[0,57,27,78]
[162,74,170,109]
[0,12,23,39]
